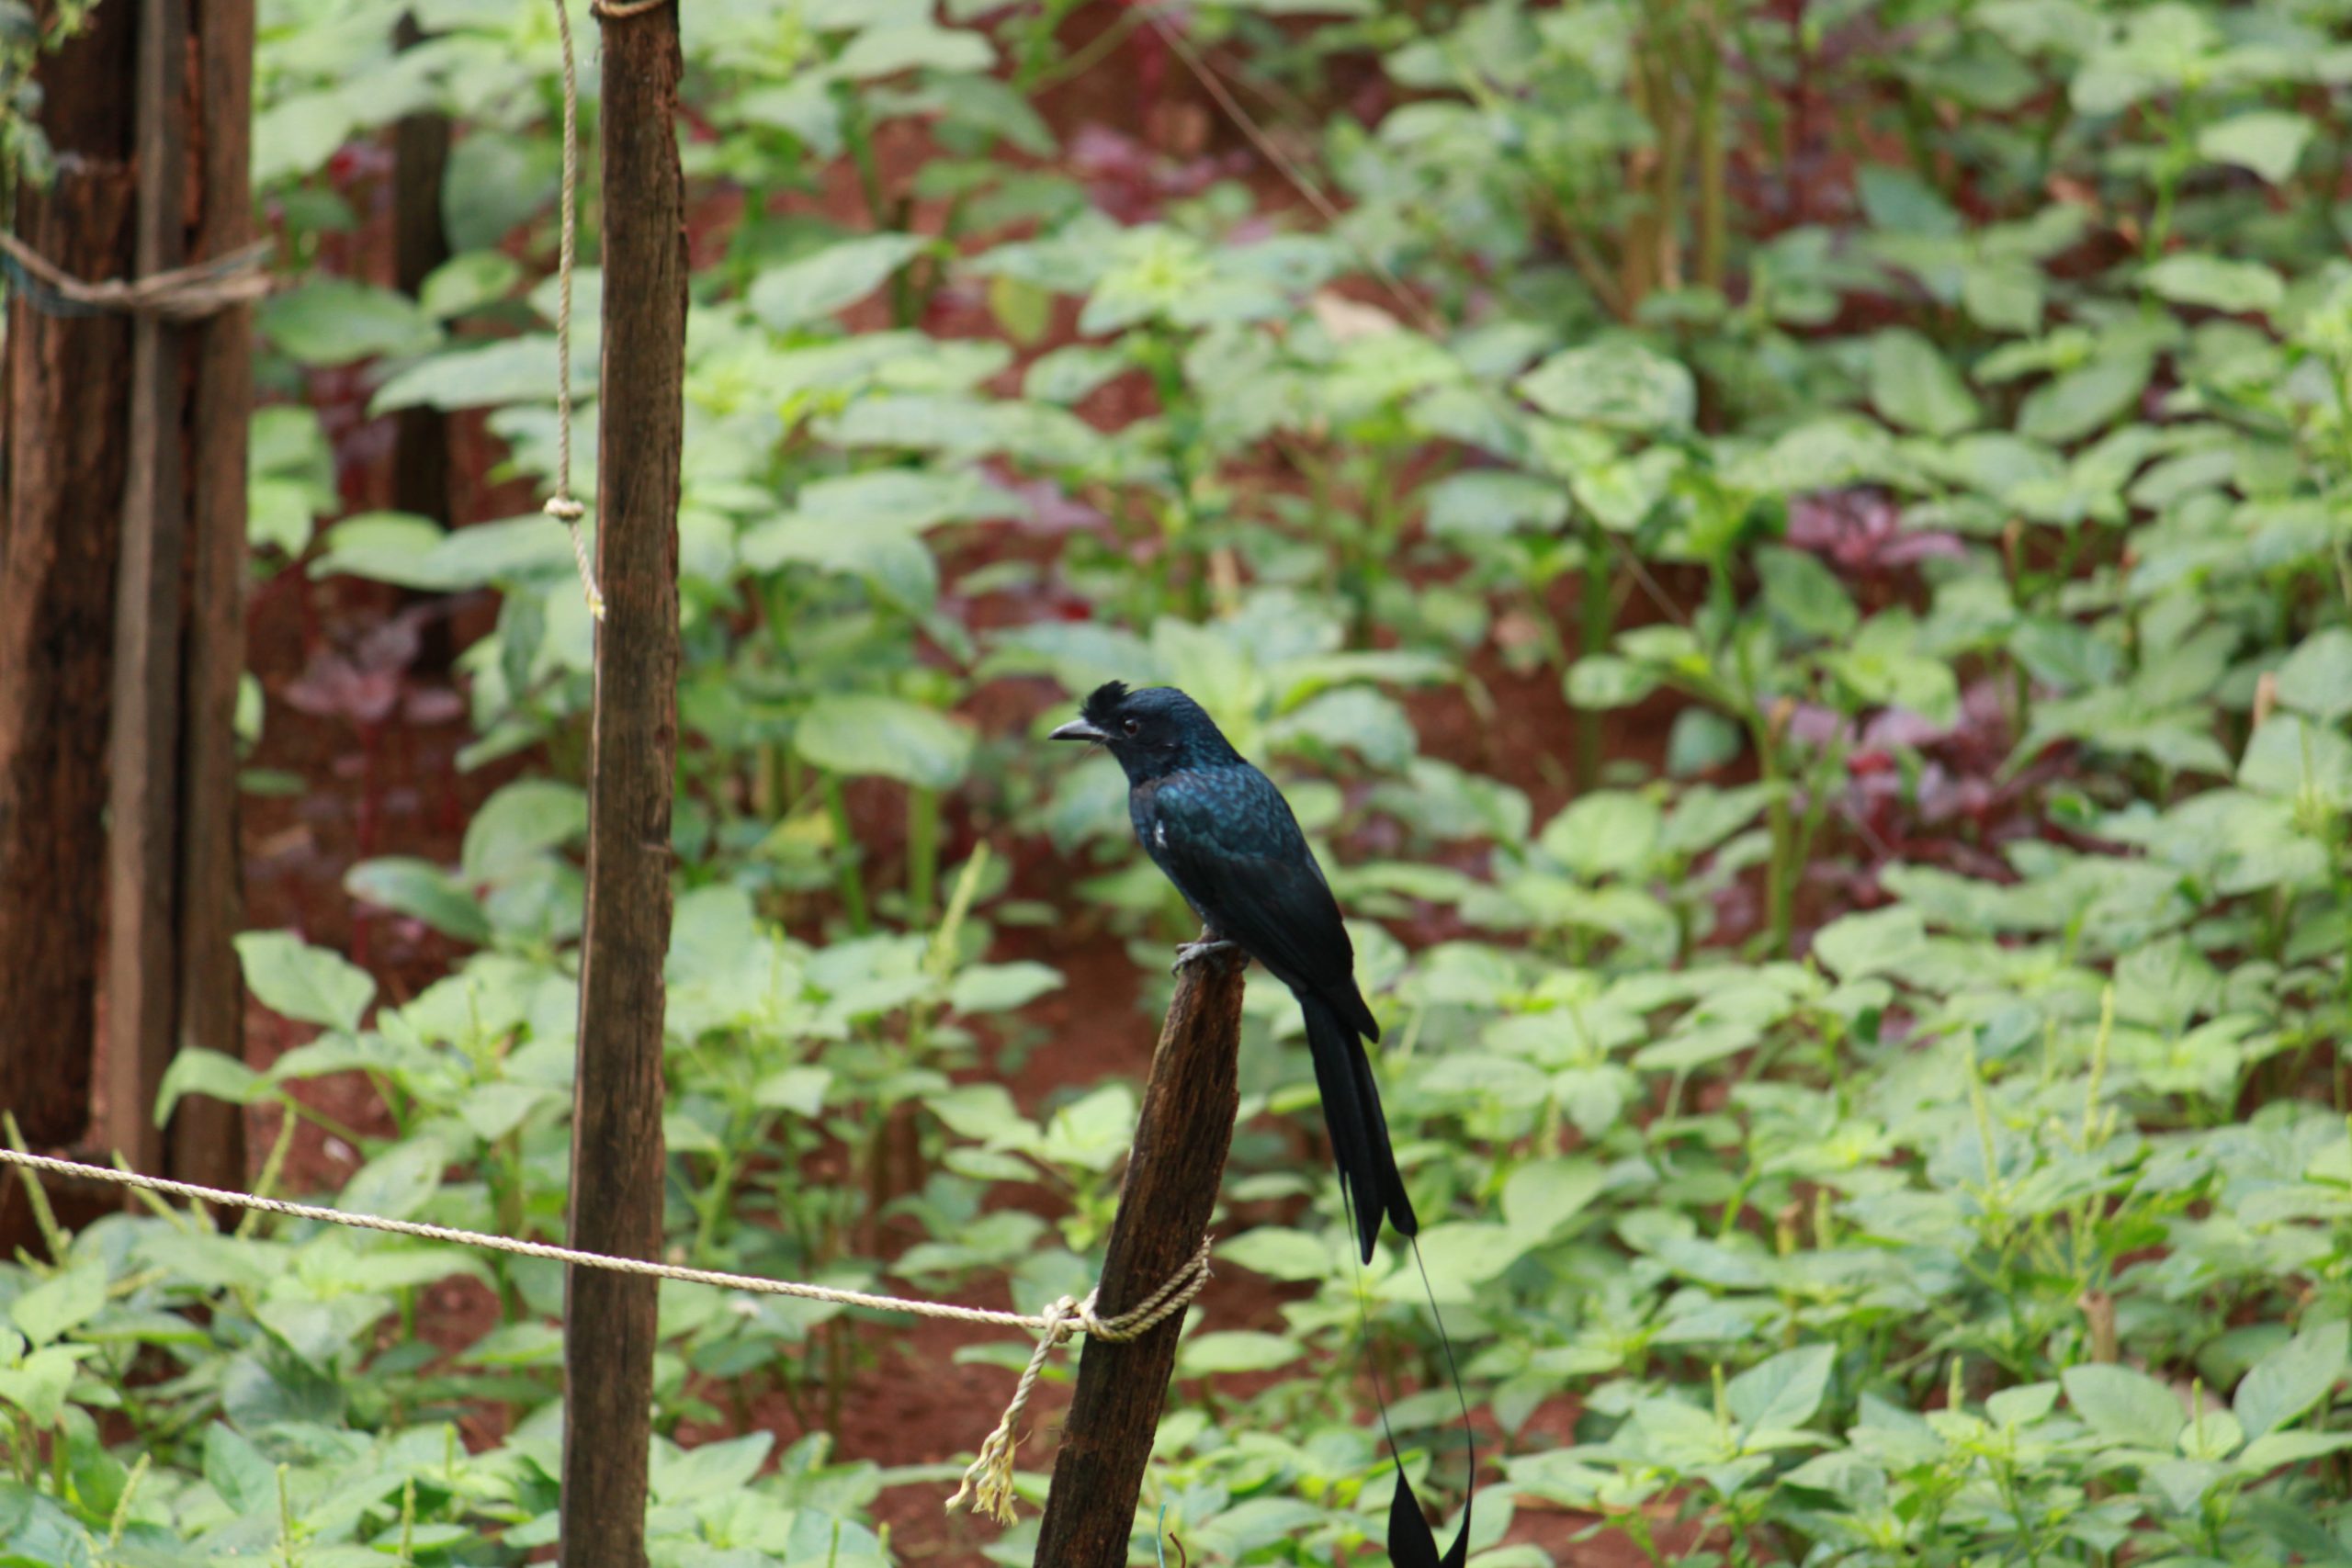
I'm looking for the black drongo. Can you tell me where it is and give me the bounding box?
[1051,680,1415,1265]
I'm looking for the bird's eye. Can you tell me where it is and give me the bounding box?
[1122,718,1141,736]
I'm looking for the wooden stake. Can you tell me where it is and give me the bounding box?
[558,5,685,1566]
[0,0,139,1153]
[172,0,257,1190]
[106,0,193,1178]
[1033,952,1247,1566]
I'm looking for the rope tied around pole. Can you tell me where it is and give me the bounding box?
[947,1250,1211,1524]
[0,1145,1211,1520]
[0,231,273,321]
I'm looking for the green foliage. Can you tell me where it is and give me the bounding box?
[22,0,2352,1561]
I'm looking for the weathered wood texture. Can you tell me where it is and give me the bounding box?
[0,0,140,1149]
[106,0,194,1178]
[171,0,257,1189]
[1033,951,1246,1567]
[558,6,686,1567]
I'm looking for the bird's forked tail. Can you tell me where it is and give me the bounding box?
[1299,991,1417,1265]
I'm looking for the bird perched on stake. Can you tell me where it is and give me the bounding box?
[1050,680,1415,1265]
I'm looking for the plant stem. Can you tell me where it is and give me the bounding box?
[823,773,869,934]
[906,785,939,923]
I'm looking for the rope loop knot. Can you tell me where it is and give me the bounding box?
[946,1238,1214,1524]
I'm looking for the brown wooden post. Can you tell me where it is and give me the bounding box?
[105,0,194,1178]
[0,0,139,1151]
[171,0,257,1190]
[558,4,685,1566]
[1033,952,1247,1566]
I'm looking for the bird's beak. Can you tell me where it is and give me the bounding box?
[1049,717,1110,743]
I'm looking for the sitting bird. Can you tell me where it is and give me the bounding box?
[1050,680,1415,1263]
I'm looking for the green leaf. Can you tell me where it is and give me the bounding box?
[234,931,374,1032]
[1668,708,1743,775]
[2018,355,2152,446]
[1423,470,1570,538]
[795,695,974,790]
[2064,1363,2187,1450]
[1179,1331,1303,1375]
[946,962,1063,1015]
[2234,1321,2346,1438]
[308,511,452,590]
[337,1139,445,1224]
[1758,547,1860,641]
[202,1422,279,1516]
[2239,716,2352,807]
[741,518,938,613]
[651,1432,773,1505]
[1811,906,1928,981]
[8,1264,104,1348]
[1870,329,1979,436]
[752,1066,831,1118]
[1216,1227,1343,1282]
[1517,341,1695,434]
[748,235,928,331]
[2144,254,2284,315]
[0,1346,86,1427]
[253,91,359,186]
[2275,630,2352,722]
[261,280,441,367]
[1540,791,1662,880]
[345,858,492,945]
[462,779,590,885]
[1728,1344,1835,1435]
[1566,655,1661,710]
[1501,1159,1605,1242]
[419,251,523,320]
[2198,111,2313,186]
[830,24,994,80]
[153,1048,270,1125]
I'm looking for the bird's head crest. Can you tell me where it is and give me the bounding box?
[1080,680,1132,727]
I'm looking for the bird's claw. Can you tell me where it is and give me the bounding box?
[1170,938,1239,976]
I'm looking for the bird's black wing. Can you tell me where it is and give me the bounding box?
[1140,768,1379,1039]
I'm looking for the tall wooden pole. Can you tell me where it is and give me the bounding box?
[559,4,685,1565]
[1033,953,1246,1565]
[106,0,194,1179]
[0,0,139,1151]
[172,0,257,1190]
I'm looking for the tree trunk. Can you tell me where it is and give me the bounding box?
[559,6,686,1566]
[1032,952,1247,1566]
[170,0,257,1190]
[0,0,140,1150]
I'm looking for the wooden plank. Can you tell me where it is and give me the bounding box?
[170,0,257,1190]
[105,0,193,1176]
[0,0,140,1154]
[1032,952,1247,1566]
[558,5,686,1566]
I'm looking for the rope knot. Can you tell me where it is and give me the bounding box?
[541,494,605,620]
[945,1240,1214,1525]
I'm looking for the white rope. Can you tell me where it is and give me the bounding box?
[0,1145,1210,1519]
[543,0,605,620]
